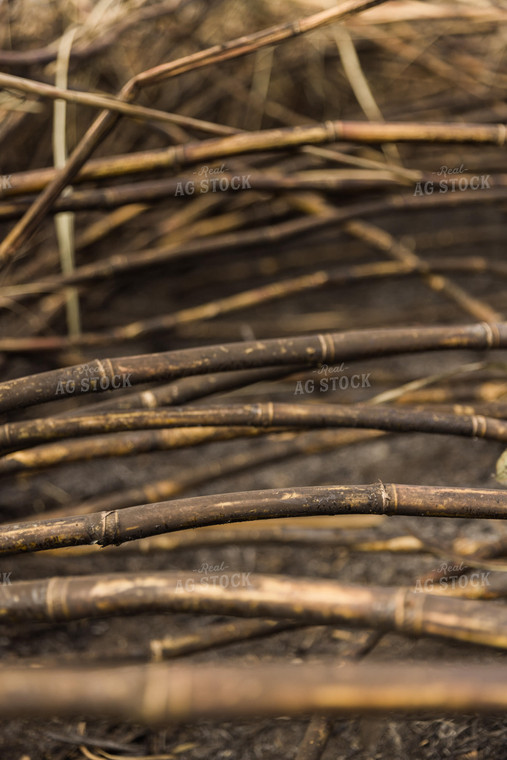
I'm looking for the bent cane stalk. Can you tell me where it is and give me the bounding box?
[0,322,506,414]
[2,401,507,454]
[3,483,507,555]
[0,571,507,650]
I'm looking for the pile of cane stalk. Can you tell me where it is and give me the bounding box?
[1,0,507,757]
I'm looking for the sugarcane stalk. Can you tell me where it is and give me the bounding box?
[0,571,505,649]
[4,660,507,722]
[3,483,507,555]
[2,400,507,455]
[1,321,506,414]
[0,171,415,220]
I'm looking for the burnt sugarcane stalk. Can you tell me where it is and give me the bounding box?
[1,321,506,414]
[0,172,413,219]
[0,571,506,649]
[2,121,505,203]
[40,513,385,558]
[2,483,507,555]
[2,400,507,454]
[4,661,507,722]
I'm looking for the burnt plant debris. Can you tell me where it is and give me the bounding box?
[1,0,507,758]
